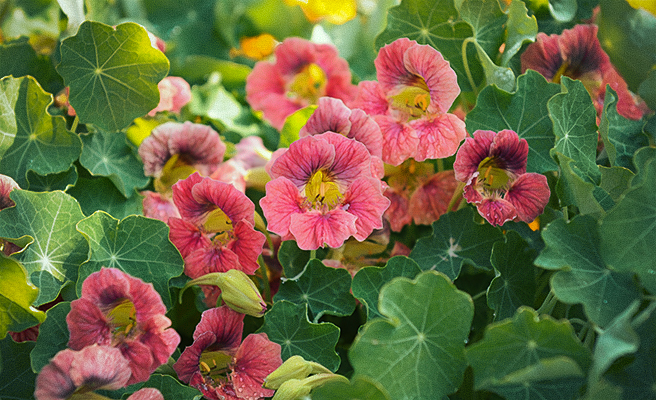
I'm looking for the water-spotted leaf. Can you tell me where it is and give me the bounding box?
[487,231,537,321]
[598,86,649,172]
[56,21,170,132]
[0,76,82,188]
[466,70,561,173]
[258,301,341,372]
[0,190,88,305]
[30,302,71,373]
[79,130,149,198]
[0,337,37,399]
[410,207,504,279]
[351,256,422,320]
[76,211,184,309]
[466,307,591,396]
[274,259,356,322]
[349,271,474,399]
[535,215,641,328]
[0,254,46,339]
[549,77,601,184]
[599,149,656,294]
[374,0,483,92]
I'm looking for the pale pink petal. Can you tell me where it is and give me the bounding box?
[410,112,467,161]
[269,135,336,185]
[142,191,179,223]
[383,186,412,232]
[375,37,417,90]
[35,350,76,400]
[300,97,352,136]
[488,129,528,175]
[149,76,191,116]
[409,170,459,225]
[228,220,266,275]
[0,174,19,210]
[69,345,132,389]
[376,116,420,166]
[319,132,373,186]
[350,80,390,116]
[347,108,384,158]
[246,62,286,109]
[505,173,551,223]
[260,177,305,238]
[168,217,210,259]
[453,130,496,182]
[231,333,282,399]
[342,178,390,241]
[403,43,460,113]
[127,388,164,400]
[289,209,358,250]
[233,136,272,169]
[476,198,518,226]
[259,94,308,130]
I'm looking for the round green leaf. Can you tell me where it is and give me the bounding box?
[76,211,184,309]
[0,254,46,339]
[56,21,170,132]
[349,271,474,399]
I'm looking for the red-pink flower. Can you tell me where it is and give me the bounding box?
[66,268,180,385]
[351,38,467,165]
[521,24,649,120]
[453,129,551,226]
[148,76,192,116]
[168,173,265,304]
[141,191,180,224]
[260,132,390,250]
[35,345,132,400]
[173,306,282,400]
[245,37,357,130]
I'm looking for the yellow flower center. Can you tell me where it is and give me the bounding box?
[476,157,510,190]
[389,77,431,118]
[204,208,234,246]
[199,350,233,380]
[155,153,197,193]
[288,63,327,104]
[305,170,343,209]
[108,299,137,337]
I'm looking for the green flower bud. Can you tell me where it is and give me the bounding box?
[264,356,313,389]
[215,269,267,317]
[271,379,311,400]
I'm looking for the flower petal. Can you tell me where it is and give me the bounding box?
[453,130,496,182]
[231,333,282,400]
[168,217,211,259]
[409,170,459,225]
[476,198,518,226]
[375,37,417,90]
[289,209,358,250]
[489,129,528,175]
[383,186,412,232]
[342,178,390,241]
[300,96,352,136]
[319,132,373,186]
[376,116,420,166]
[228,220,266,275]
[260,177,305,238]
[505,173,551,223]
[269,135,336,185]
[410,112,467,161]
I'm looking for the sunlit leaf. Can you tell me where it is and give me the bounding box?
[279,105,317,148]
[30,302,71,373]
[548,0,577,22]
[56,21,170,131]
[0,254,46,339]
[466,307,591,396]
[274,259,356,321]
[79,130,149,198]
[349,271,474,399]
[351,256,422,320]
[502,0,538,66]
[0,190,88,305]
[0,76,82,188]
[535,215,641,327]
[410,207,505,279]
[487,231,537,321]
[258,300,341,371]
[76,211,184,308]
[466,70,561,173]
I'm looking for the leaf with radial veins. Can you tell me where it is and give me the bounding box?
[549,77,600,184]
[487,231,537,321]
[258,301,341,371]
[26,166,78,192]
[79,130,149,198]
[465,307,591,397]
[56,21,170,132]
[274,259,356,322]
[0,76,82,188]
[351,256,422,320]
[75,212,184,309]
[0,254,46,339]
[0,190,88,306]
[410,207,504,280]
[374,0,483,92]
[349,271,474,400]
[535,215,641,328]
[599,150,656,295]
[458,0,505,57]
[466,70,561,173]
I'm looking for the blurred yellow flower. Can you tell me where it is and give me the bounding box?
[627,0,656,16]
[284,0,357,24]
[230,33,279,60]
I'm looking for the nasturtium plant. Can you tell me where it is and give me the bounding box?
[2,0,655,399]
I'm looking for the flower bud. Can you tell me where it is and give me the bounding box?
[271,379,311,400]
[215,269,267,317]
[264,356,312,389]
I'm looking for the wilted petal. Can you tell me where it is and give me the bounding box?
[383,186,412,232]
[409,170,459,225]
[142,191,179,223]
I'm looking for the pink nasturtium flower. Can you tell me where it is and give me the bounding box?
[260,132,390,250]
[453,129,551,226]
[246,37,357,130]
[35,344,164,400]
[521,24,649,120]
[168,173,266,305]
[351,38,467,166]
[148,76,192,116]
[173,306,282,400]
[66,268,180,385]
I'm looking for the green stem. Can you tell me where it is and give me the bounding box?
[257,254,272,304]
[536,290,558,315]
[310,249,317,260]
[70,115,79,133]
[471,290,487,301]
[462,37,478,97]
[447,181,466,213]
